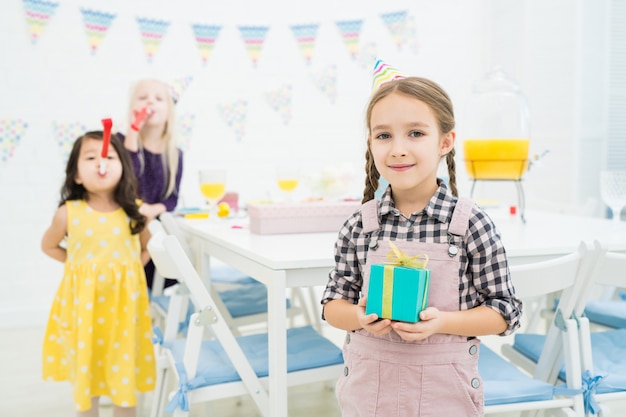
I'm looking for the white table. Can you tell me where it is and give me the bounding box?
[179,209,626,417]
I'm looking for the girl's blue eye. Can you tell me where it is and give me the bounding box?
[409,131,424,138]
[375,133,391,140]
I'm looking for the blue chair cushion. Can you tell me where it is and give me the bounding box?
[479,345,555,405]
[151,295,194,334]
[211,264,257,285]
[168,325,343,386]
[585,301,626,329]
[513,328,626,394]
[151,283,291,321]
[218,283,291,318]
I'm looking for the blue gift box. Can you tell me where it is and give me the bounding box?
[365,263,430,323]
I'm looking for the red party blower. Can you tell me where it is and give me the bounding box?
[99,118,113,175]
[130,107,152,131]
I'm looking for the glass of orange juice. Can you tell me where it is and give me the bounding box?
[199,169,227,220]
[276,165,299,202]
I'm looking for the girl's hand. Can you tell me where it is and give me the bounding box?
[357,297,393,336]
[391,307,443,341]
[139,202,166,222]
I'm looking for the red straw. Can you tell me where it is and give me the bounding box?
[101,118,112,158]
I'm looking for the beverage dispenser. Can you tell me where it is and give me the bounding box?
[463,66,531,221]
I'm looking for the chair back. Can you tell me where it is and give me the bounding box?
[147,232,272,412]
[159,212,194,259]
[510,241,600,383]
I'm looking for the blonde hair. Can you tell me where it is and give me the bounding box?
[127,79,179,198]
[362,76,457,203]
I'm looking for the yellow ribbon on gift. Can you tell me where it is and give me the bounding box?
[381,241,429,318]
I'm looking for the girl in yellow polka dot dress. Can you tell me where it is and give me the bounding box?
[41,131,156,416]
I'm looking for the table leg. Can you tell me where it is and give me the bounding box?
[268,270,288,417]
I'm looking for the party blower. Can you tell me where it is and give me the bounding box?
[130,106,153,131]
[99,118,113,176]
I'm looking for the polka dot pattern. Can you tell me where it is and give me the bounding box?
[42,200,155,411]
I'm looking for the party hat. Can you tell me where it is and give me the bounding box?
[372,59,405,91]
[168,75,193,103]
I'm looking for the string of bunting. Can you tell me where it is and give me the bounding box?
[20,1,415,65]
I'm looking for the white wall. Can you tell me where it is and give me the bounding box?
[0,0,610,328]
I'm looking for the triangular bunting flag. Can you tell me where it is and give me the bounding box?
[176,112,196,151]
[0,118,28,163]
[168,76,193,104]
[406,14,419,54]
[80,8,116,55]
[52,121,86,163]
[310,65,337,104]
[357,42,378,70]
[290,24,319,66]
[217,99,248,142]
[191,23,222,66]
[263,85,293,125]
[22,0,59,44]
[335,19,363,60]
[380,11,408,49]
[136,17,171,62]
[238,26,269,67]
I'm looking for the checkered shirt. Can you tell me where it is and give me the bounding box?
[321,183,522,336]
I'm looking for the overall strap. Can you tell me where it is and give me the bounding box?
[361,199,380,234]
[448,196,474,236]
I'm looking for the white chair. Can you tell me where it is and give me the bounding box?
[487,241,599,417]
[574,242,626,416]
[158,212,315,335]
[146,231,344,417]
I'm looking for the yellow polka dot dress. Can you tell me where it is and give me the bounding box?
[42,200,156,411]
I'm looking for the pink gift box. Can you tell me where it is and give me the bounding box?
[248,200,360,234]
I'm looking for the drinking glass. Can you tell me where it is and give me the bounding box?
[199,169,227,220]
[600,170,626,222]
[276,165,299,202]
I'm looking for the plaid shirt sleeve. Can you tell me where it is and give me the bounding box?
[321,211,364,309]
[464,208,523,335]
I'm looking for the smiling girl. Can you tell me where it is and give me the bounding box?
[321,72,522,416]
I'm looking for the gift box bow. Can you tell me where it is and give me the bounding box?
[385,241,429,268]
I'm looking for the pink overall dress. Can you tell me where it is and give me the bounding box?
[335,197,484,417]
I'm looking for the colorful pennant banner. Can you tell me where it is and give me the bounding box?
[168,75,193,103]
[136,17,170,62]
[22,0,59,44]
[0,119,28,163]
[191,23,222,66]
[406,14,419,54]
[357,42,378,70]
[263,85,293,125]
[238,26,269,67]
[290,24,319,66]
[52,121,85,162]
[217,99,248,142]
[176,112,196,151]
[380,11,408,49]
[310,65,337,104]
[335,19,363,60]
[80,8,116,55]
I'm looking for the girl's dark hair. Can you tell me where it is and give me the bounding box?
[60,131,146,234]
[362,76,458,203]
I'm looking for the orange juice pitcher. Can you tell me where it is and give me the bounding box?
[463,67,530,181]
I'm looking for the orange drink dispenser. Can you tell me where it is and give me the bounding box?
[463,67,531,221]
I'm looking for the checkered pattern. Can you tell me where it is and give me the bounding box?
[321,182,522,335]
